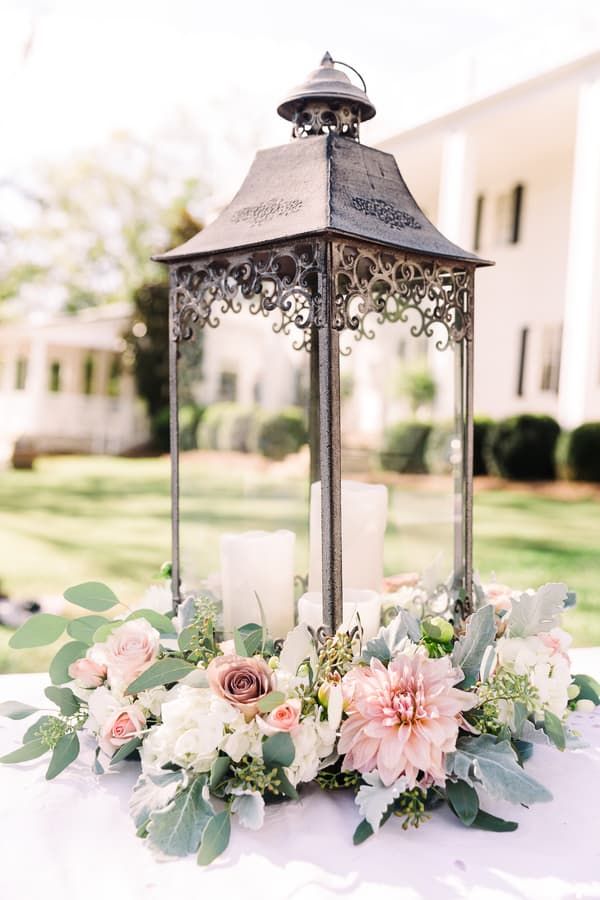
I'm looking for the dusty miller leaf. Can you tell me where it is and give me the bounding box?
[451,604,495,688]
[361,611,421,664]
[230,789,265,830]
[147,775,214,857]
[355,772,408,831]
[508,583,567,637]
[130,769,185,829]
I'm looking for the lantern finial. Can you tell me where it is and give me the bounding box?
[277,53,375,141]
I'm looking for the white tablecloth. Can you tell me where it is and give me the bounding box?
[1,649,600,900]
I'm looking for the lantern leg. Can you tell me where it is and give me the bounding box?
[309,325,321,486]
[317,275,343,636]
[168,288,182,612]
[453,340,466,588]
[463,320,475,617]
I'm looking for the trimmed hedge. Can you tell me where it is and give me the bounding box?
[256,408,308,460]
[197,403,257,452]
[485,414,560,481]
[381,422,432,474]
[424,423,455,475]
[473,417,495,476]
[565,422,600,482]
[151,404,205,453]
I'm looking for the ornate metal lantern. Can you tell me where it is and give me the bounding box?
[154,53,492,635]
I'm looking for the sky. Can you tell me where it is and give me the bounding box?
[2,0,600,210]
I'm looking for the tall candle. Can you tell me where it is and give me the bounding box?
[298,589,382,641]
[220,530,295,638]
[308,480,388,592]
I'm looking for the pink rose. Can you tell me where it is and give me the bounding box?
[99,705,146,757]
[207,654,272,720]
[68,656,107,688]
[260,699,301,734]
[102,619,160,689]
[382,573,420,594]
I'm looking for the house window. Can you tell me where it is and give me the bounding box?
[15,357,28,391]
[107,355,121,397]
[516,327,529,397]
[540,325,562,393]
[49,361,61,392]
[218,370,237,402]
[495,183,525,245]
[473,194,484,251]
[83,355,95,395]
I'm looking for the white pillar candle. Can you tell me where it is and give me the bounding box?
[220,530,295,639]
[298,589,382,641]
[308,480,388,593]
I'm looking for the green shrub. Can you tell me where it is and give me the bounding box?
[256,408,308,460]
[180,404,205,451]
[555,429,571,480]
[151,406,171,453]
[381,422,432,473]
[485,414,561,481]
[424,423,456,475]
[197,403,260,452]
[473,417,495,476]
[565,422,600,482]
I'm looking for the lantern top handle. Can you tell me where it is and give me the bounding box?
[277,52,376,140]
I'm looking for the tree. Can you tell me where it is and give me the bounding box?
[399,364,437,416]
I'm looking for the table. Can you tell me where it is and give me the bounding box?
[1,649,600,900]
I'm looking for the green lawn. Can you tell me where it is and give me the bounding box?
[0,454,598,672]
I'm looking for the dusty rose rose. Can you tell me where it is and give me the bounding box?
[102,619,160,689]
[259,699,301,735]
[382,573,420,594]
[207,654,272,720]
[99,705,146,757]
[68,656,107,688]
[339,654,477,787]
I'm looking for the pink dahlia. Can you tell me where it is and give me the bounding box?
[339,654,477,787]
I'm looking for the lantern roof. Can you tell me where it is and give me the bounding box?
[154,56,492,268]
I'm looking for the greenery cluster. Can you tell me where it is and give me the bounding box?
[196,402,308,461]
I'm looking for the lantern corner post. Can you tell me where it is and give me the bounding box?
[317,241,343,636]
[463,268,476,618]
[168,269,182,612]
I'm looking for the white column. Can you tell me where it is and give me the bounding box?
[433,129,475,419]
[558,77,600,428]
[28,337,49,431]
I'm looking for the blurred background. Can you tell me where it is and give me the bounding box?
[2,0,600,669]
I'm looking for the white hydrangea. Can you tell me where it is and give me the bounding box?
[495,627,572,720]
[285,684,343,786]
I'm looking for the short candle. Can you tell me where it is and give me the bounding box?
[297,589,382,641]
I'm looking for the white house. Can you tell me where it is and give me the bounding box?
[0,302,149,459]
[200,51,600,440]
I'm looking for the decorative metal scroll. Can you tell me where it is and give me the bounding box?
[170,243,320,351]
[169,239,474,353]
[332,242,474,352]
[291,101,361,141]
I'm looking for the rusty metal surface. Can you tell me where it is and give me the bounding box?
[277,51,376,126]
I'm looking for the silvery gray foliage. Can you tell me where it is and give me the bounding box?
[507,583,567,638]
[361,610,421,665]
[446,734,552,805]
[177,595,199,631]
[451,604,496,688]
[130,769,186,830]
[147,775,215,857]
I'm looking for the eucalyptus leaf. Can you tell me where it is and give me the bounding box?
[446,778,479,826]
[63,582,119,612]
[49,641,88,685]
[24,715,56,743]
[542,710,566,751]
[126,609,176,635]
[257,691,286,713]
[110,737,142,765]
[234,623,263,658]
[451,604,495,688]
[197,811,231,866]
[0,701,39,720]
[8,614,67,649]
[446,734,552,805]
[66,615,111,644]
[92,621,122,643]
[263,731,295,768]
[274,767,298,801]
[0,739,48,764]
[572,673,600,705]
[471,809,518,832]
[147,776,214,857]
[44,685,80,716]
[126,658,196,694]
[508,583,567,638]
[361,611,421,665]
[46,732,80,780]
[352,819,374,845]
[130,769,185,829]
[209,755,231,794]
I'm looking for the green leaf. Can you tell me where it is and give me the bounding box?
[46,732,80,780]
[263,731,295,768]
[44,686,80,716]
[257,691,286,714]
[197,811,231,866]
[147,776,214,857]
[361,611,421,665]
[67,615,111,644]
[447,734,552,805]
[49,641,88,685]
[234,623,263,658]
[93,747,104,775]
[446,779,479,826]
[23,715,56,743]
[110,737,142,765]
[0,739,48,764]
[274,766,298,801]
[542,710,566,751]
[572,673,600,705]
[451,604,495,688]
[126,609,176,635]
[0,701,39,720]
[508,583,567,638]
[177,626,195,652]
[8,614,67,649]
[125,657,196,694]
[471,809,518,832]
[353,819,374,845]
[130,769,184,829]
[209,755,231,794]
[64,582,119,612]
[92,621,121,643]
